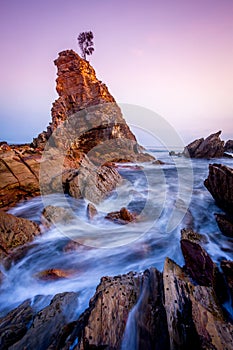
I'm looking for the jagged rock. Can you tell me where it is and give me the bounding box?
[61,268,169,350]
[35,268,74,281]
[0,211,40,261]
[204,163,233,217]
[32,50,154,163]
[225,140,233,153]
[181,228,215,286]
[68,158,122,203]
[181,228,227,304]
[9,292,78,350]
[183,131,225,158]
[86,203,97,220]
[215,213,233,237]
[105,207,137,224]
[163,258,233,350]
[0,300,33,350]
[41,205,75,228]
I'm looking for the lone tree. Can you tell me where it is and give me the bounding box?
[78,31,94,60]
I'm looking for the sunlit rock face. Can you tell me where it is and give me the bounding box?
[32,50,153,164]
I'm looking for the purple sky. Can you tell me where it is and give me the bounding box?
[1,0,233,145]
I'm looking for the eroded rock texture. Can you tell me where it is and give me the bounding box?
[32,50,153,164]
[0,211,40,261]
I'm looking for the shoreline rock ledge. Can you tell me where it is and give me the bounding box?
[0,50,154,211]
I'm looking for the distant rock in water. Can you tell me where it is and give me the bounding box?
[32,50,153,164]
[183,130,225,158]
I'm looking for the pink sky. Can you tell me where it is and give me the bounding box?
[0,0,233,145]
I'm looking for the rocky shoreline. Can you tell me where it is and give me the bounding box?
[0,50,233,349]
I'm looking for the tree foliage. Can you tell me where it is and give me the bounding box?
[78,31,94,60]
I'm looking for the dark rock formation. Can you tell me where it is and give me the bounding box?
[0,211,40,261]
[225,140,233,153]
[221,260,233,304]
[0,300,33,350]
[204,164,233,217]
[215,213,233,238]
[105,207,137,224]
[164,258,233,350]
[183,131,225,158]
[181,228,216,286]
[60,268,169,350]
[5,292,78,350]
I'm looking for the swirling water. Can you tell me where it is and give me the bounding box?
[0,150,232,320]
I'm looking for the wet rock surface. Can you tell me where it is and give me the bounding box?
[183,131,225,158]
[0,211,40,261]
[5,292,78,350]
[0,231,232,350]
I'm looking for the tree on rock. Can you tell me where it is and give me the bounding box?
[78,31,94,60]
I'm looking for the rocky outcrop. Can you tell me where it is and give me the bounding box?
[204,164,233,217]
[32,50,154,164]
[67,156,122,203]
[215,213,233,238]
[0,231,232,349]
[60,268,169,350]
[0,144,40,211]
[183,131,225,158]
[225,140,233,153]
[0,50,153,210]
[0,299,33,350]
[0,292,78,350]
[205,163,233,241]
[0,211,40,261]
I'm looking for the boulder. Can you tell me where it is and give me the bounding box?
[183,131,225,158]
[68,157,122,203]
[0,211,40,261]
[86,203,98,220]
[35,268,74,281]
[41,205,75,228]
[105,207,137,224]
